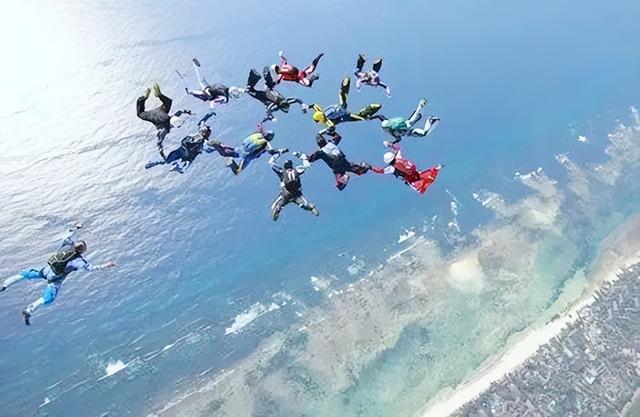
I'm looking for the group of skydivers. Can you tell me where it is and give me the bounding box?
[2,52,442,325]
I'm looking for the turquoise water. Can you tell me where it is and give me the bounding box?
[0,0,639,416]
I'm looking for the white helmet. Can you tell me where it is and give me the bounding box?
[170,115,185,128]
[383,152,396,164]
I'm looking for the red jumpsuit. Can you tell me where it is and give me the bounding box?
[372,144,442,194]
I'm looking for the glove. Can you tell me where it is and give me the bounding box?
[279,148,289,154]
[301,103,309,113]
[292,151,301,157]
[278,50,284,58]
[383,141,391,147]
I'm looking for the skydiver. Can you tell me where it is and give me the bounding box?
[308,76,384,135]
[145,112,215,173]
[136,83,192,158]
[268,152,319,221]
[207,123,288,175]
[354,53,392,98]
[307,131,372,190]
[246,67,306,122]
[272,50,324,87]
[179,58,245,107]
[0,224,116,326]
[371,141,443,194]
[380,99,440,143]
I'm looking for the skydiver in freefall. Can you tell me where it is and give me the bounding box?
[308,76,384,135]
[272,50,324,87]
[136,82,192,158]
[1,224,116,326]
[380,99,440,143]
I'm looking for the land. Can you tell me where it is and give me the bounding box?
[455,263,640,417]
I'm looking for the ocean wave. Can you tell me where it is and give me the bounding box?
[102,359,128,379]
[398,229,416,243]
[225,302,282,336]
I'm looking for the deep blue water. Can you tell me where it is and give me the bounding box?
[0,0,639,416]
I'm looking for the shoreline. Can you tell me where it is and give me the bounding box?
[419,216,640,417]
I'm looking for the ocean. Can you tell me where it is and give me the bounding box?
[1,0,639,416]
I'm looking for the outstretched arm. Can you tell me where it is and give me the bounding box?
[278,50,288,66]
[383,141,403,159]
[371,165,396,175]
[265,141,288,155]
[198,111,215,126]
[379,81,392,97]
[59,224,82,249]
[268,152,284,177]
[64,257,115,273]
[292,152,311,174]
[173,109,193,117]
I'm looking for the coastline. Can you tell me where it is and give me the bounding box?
[418,215,640,417]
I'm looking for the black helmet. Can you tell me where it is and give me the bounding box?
[315,134,327,147]
[199,124,212,138]
[284,160,294,169]
[74,240,87,254]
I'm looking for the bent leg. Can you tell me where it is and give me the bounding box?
[136,96,148,119]
[294,195,319,216]
[339,76,351,109]
[270,195,288,221]
[372,58,383,73]
[2,268,42,290]
[334,172,350,191]
[210,142,239,158]
[411,116,440,137]
[193,59,208,90]
[302,53,324,76]
[355,103,382,119]
[156,128,169,159]
[22,282,59,324]
[407,99,426,126]
[158,93,173,113]
[356,54,366,72]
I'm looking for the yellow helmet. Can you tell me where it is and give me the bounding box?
[312,111,326,124]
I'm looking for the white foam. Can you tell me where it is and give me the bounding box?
[105,360,127,377]
[225,302,281,335]
[577,135,588,143]
[387,238,423,262]
[310,275,333,292]
[398,229,416,243]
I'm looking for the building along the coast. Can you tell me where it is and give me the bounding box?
[456,263,640,417]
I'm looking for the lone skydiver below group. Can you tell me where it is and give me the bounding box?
[306,131,372,190]
[372,141,443,194]
[308,76,383,134]
[246,67,306,122]
[380,99,440,143]
[269,152,319,221]
[0,224,116,325]
[354,53,392,98]
[272,50,324,87]
[208,123,288,175]
[145,112,216,173]
[179,58,245,107]
[136,83,192,158]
